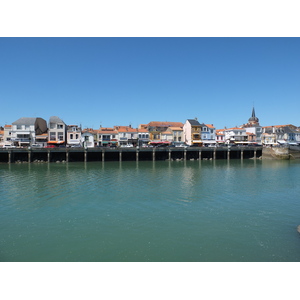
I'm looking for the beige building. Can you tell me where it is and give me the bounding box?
[183,119,202,146]
[48,116,67,146]
[67,125,82,147]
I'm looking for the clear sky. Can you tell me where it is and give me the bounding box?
[1,37,299,130]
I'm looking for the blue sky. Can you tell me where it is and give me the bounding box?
[1,37,299,129]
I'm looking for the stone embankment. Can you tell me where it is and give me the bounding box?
[262,146,300,160]
[262,147,290,160]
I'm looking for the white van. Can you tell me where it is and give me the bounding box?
[3,144,16,149]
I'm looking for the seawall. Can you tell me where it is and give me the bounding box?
[0,146,263,163]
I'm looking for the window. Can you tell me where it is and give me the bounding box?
[76,134,78,139]
[17,125,22,129]
[58,132,64,141]
[70,134,73,139]
[57,124,64,129]
[50,132,56,141]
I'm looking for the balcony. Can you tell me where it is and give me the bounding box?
[12,138,31,142]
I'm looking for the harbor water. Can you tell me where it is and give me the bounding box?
[1,159,300,262]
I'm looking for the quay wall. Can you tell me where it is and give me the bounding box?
[262,147,292,160]
[289,146,300,159]
[0,147,263,163]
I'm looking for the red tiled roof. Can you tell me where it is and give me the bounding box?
[225,127,245,131]
[137,128,149,133]
[97,129,118,134]
[115,126,138,133]
[168,127,183,131]
[148,121,183,127]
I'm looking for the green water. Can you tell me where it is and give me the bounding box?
[1,159,300,262]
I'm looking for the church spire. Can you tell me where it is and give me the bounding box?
[248,106,259,125]
[251,107,256,118]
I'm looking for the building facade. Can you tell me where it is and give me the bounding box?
[11,117,47,147]
[48,116,67,146]
[183,119,202,146]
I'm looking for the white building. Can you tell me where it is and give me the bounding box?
[11,117,47,147]
[224,127,247,144]
[81,130,95,148]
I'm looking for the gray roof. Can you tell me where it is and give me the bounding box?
[187,119,201,126]
[49,116,65,124]
[12,117,38,125]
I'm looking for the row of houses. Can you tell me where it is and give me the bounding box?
[0,110,300,148]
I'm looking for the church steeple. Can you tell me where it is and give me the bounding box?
[248,106,259,125]
[251,107,256,118]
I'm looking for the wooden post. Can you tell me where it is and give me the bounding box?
[119,150,122,162]
[184,149,187,161]
[213,149,216,160]
[28,150,31,163]
[136,149,139,162]
[102,150,105,162]
[241,150,243,160]
[66,150,69,162]
[227,149,230,160]
[169,150,171,161]
[8,150,12,163]
[84,150,87,162]
[199,150,202,160]
[152,148,155,161]
[47,151,51,163]
[254,150,257,159]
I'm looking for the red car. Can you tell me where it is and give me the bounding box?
[44,145,56,148]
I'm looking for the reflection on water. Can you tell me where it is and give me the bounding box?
[1,160,300,262]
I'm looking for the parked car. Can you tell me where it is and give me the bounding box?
[3,144,16,149]
[44,145,55,148]
[31,144,43,148]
